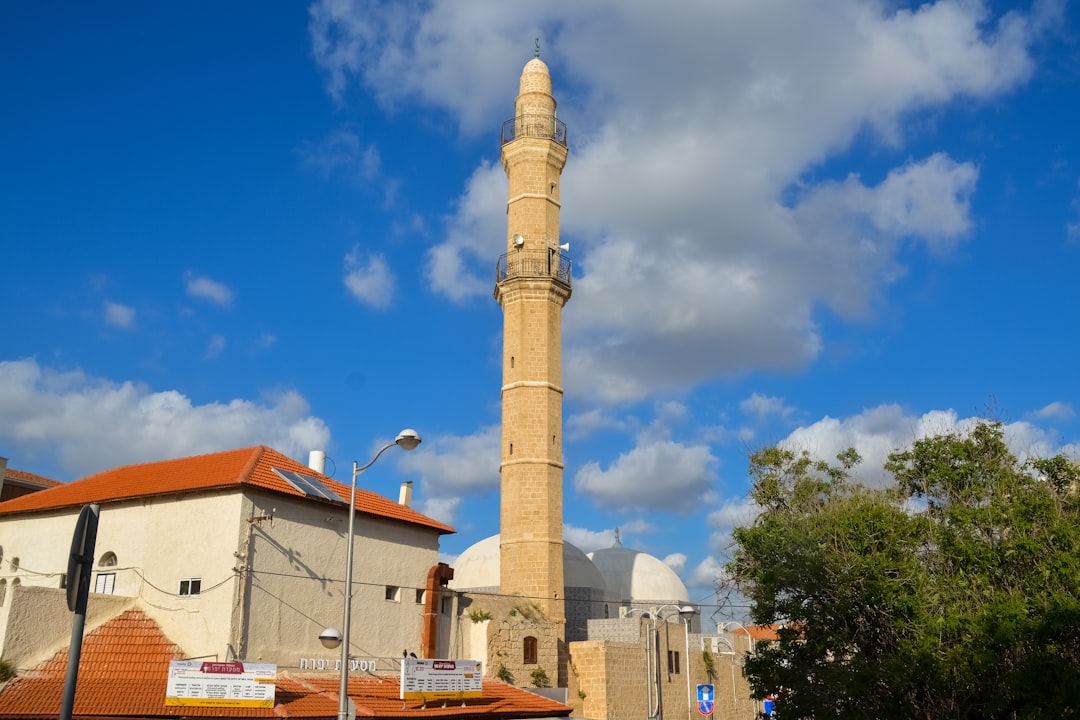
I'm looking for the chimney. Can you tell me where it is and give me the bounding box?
[307,451,326,474]
[398,481,413,507]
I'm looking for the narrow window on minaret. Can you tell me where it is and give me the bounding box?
[552,435,556,445]
[509,443,513,455]
[511,357,515,368]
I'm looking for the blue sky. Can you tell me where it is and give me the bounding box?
[3,0,1079,621]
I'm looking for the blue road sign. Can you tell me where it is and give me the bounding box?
[697,701,714,716]
[697,684,714,703]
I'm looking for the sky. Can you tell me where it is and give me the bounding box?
[2,0,1079,623]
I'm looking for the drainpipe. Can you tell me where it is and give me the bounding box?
[421,563,454,658]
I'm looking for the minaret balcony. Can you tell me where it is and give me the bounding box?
[497,250,572,288]
[500,115,568,147]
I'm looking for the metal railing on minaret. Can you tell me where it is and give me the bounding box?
[496,249,572,288]
[500,114,568,147]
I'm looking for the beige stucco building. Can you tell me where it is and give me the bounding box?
[0,445,455,675]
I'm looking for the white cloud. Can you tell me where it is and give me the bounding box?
[687,555,727,593]
[0,358,331,478]
[309,0,1049,405]
[103,301,135,329]
[574,439,718,514]
[184,272,234,307]
[399,425,500,524]
[1029,401,1075,422]
[564,525,616,555]
[418,496,462,527]
[739,393,795,422]
[779,405,1074,487]
[296,127,381,182]
[663,552,687,574]
[205,335,227,358]
[343,247,395,308]
[424,161,504,301]
[566,408,631,441]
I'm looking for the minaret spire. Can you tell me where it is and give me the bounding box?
[495,55,571,643]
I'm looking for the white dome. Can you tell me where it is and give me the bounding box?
[588,542,690,605]
[449,534,608,594]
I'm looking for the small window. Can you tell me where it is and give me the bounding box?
[668,650,681,674]
[441,596,452,614]
[0,579,7,607]
[10,557,19,571]
[523,636,538,665]
[415,589,425,604]
[385,585,399,602]
[179,578,202,596]
[94,573,115,595]
[99,552,117,567]
[60,573,68,589]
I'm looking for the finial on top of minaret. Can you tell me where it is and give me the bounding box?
[614,528,622,547]
[534,37,540,59]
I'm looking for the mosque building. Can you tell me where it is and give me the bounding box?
[444,50,735,720]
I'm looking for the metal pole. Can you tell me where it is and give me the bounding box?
[337,461,359,720]
[684,617,692,720]
[336,440,404,720]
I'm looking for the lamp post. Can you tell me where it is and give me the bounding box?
[650,604,697,720]
[718,621,756,712]
[623,608,654,719]
[718,620,755,654]
[318,429,422,720]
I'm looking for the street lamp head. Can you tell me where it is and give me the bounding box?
[678,605,696,617]
[395,429,422,451]
[319,627,343,649]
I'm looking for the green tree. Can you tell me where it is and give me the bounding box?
[728,421,1080,719]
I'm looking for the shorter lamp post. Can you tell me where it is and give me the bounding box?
[318,429,422,720]
[650,605,697,720]
[623,608,654,718]
[718,621,756,711]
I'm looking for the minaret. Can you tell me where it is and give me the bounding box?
[494,47,571,628]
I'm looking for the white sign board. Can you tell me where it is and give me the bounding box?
[165,660,276,708]
[400,658,482,700]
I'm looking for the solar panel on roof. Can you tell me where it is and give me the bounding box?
[271,468,346,504]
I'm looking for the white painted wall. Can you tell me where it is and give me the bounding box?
[0,487,447,673]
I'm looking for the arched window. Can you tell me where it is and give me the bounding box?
[10,557,19,571]
[99,552,117,567]
[0,544,5,567]
[0,579,7,607]
[523,636,538,665]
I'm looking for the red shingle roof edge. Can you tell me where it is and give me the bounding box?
[0,446,453,535]
[0,609,569,720]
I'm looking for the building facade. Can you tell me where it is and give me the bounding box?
[0,446,455,673]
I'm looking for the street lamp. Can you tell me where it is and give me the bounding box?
[318,429,422,720]
[623,608,654,718]
[718,620,755,654]
[649,605,696,720]
[718,621,756,712]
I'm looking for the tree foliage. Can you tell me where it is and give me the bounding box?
[728,421,1080,719]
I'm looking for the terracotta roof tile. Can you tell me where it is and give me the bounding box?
[1,468,61,489]
[0,447,452,535]
[0,610,570,720]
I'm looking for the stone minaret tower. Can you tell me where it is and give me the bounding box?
[495,49,571,629]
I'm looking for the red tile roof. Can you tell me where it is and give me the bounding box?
[0,609,570,720]
[728,624,782,642]
[0,468,61,489]
[0,447,453,535]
